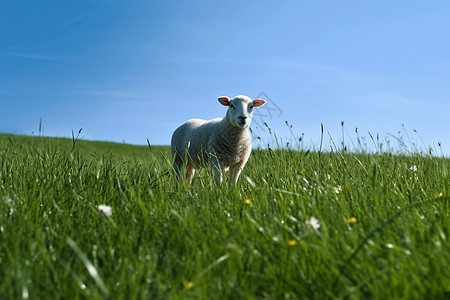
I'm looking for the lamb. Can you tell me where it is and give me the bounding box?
[171,95,266,185]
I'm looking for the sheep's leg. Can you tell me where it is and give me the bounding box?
[186,163,195,184]
[172,154,183,182]
[229,163,245,185]
[223,167,229,182]
[211,158,223,184]
[214,167,223,184]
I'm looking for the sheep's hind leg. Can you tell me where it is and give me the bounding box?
[186,163,196,184]
[172,154,183,182]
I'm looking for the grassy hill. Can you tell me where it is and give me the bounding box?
[0,133,449,299]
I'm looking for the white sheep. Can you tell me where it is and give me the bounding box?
[171,95,266,185]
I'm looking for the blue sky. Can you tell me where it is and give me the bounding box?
[1,1,450,154]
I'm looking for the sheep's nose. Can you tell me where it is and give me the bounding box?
[239,116,247,122]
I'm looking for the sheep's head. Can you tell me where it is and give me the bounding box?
[218,95,266,129]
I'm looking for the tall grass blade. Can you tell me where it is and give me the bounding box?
[66,237,109,297]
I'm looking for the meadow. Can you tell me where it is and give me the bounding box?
[0,132,449,299]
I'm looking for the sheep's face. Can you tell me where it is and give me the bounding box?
[218,95,266,129]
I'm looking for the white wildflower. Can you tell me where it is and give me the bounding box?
[306,217,320,230]
[98,205,112,216]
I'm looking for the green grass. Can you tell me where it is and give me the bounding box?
[0,133,449,299]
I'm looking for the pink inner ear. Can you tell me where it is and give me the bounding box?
[218,96,230,106]
[253,99,266,107]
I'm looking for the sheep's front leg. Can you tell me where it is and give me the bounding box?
[211,158,223,184]
[229,163,245,185]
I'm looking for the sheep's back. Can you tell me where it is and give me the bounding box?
[172,118,224,166]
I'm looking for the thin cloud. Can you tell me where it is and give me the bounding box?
[60,11,93,30]
[271,59,433,109]
[350,93,431,109]
[5,52,65,61]
[81,89,144,99]
[264,59,342,74]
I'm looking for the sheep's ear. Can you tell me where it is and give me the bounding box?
[253,99,266,107]
[218,96,231,106]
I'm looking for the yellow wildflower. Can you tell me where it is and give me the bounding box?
[244,199,251,205]
[346,217,357,224]
[183,280,194,290]
[288,240,298,246]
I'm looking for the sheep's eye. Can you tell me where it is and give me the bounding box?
[230,104,235,109]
